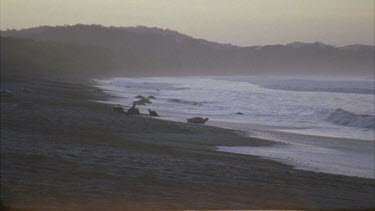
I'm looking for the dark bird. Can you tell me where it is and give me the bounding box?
[148,109,159,117]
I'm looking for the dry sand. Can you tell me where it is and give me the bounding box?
[1,76,374,210]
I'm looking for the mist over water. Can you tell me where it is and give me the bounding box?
[95,75,374,178]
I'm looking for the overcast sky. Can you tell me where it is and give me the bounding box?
[1,0,374,46]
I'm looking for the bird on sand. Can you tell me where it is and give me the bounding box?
[148,109,159,117]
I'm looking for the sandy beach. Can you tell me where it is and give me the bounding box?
[1,76,374,210]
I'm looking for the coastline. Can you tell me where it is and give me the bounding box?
[93,76,375,179]
[1,76,374,210]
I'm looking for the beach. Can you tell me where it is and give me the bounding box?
[1,76,374,210]
[95,76,375,179]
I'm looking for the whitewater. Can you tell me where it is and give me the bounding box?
[94,76,375,179]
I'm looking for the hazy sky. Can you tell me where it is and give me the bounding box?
[1,0,374,46]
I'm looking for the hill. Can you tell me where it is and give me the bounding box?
[1,24,374,78]
[1,36,121,81]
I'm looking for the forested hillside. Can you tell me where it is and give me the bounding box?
[2,24,374,78]
[1,37,121,81]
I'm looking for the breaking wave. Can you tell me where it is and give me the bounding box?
[325,108,374,129]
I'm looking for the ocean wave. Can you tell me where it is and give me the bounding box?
[168,98,205,106]
[247,78,375,94]
[261,85,374,94]
[325,108,374,129]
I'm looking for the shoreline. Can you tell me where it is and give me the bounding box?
[93,77,375,179]
[92,76,374,141]
[1,76,374,210]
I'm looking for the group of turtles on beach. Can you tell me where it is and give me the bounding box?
[3,87,211,125]
[112,94,209,124]
[112,95,158,116]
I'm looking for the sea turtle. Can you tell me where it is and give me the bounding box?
[126,104,140,115]
[113,106,125,113]
[186,117,209,124]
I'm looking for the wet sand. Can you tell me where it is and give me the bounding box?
[1,76,374,210]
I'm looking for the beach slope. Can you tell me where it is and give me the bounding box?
[1,76,374,210]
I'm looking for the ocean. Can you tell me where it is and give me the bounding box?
[94,75,375,178]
